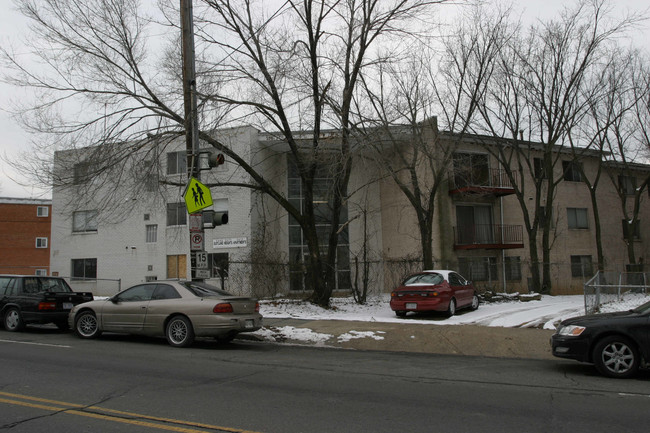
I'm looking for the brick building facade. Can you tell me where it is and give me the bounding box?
[0,197,52,275]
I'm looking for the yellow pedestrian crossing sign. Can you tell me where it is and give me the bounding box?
[183,177,213,214]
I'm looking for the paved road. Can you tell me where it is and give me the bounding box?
[1,328,649,433]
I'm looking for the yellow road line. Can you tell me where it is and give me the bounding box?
[0,391,262,433]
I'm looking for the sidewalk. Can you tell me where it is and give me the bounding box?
[250,318,556,360]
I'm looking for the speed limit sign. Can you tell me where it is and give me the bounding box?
[195,251,208,269]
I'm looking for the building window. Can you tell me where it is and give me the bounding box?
[167,151,187,175]
[562,161,582,182]
[458,257,498,282]
[452,152,490,188]
[570,255,593,278]
[35,237,48,248]
[72,210,98,233]
[533,158,547,179]
[37,206,49,217]
[72,258,97,280]
[539,206,554,229]
[146,224,158,243]
[504,256,522,281]
[208,253,229,279]
[622,219,641,241]
[35,269,47,276]
[166,203,186,226]
[73,161,95,184]
[567,208,588,229]
[618,175,636,195]
[287,155,350,291]
[167,255,187,279]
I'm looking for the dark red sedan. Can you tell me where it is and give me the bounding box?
[390,270,479,317]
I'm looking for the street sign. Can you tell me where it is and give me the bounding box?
[193,269,210,279]
[190,232,204,251]
[189,214,202,232]
[183,177,213,214]
[195,251,208,269]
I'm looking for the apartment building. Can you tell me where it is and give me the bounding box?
[0,197,52,275]
[49,124,649,297]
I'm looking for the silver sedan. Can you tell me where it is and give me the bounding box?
[68,280,262,347]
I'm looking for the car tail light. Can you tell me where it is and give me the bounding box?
[213,303,233,313]
[38,302,57,310]
[255,302,260,312]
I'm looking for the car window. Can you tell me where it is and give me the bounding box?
[450,273,467,286]
[0,277,13,295]
[115,284,156,302]
[20,277,72,294]
[180,281,232,297]
[151,284,181,300]
[403,273,444,285]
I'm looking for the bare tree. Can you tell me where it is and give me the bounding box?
[474,0,639,292]
[354,2,509,270]
[1,0,443,306]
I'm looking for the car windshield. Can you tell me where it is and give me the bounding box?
[23,277,72,293]
[180,281,232,297]
[403,273,444,285]
[631,299,650,314]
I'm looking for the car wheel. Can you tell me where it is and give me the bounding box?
[75,311,101,339]
[592,335,639,379]
[470,294,479,311]
[166,316,195,347]
[446,298,456,317]
[4,307,24,332]
[395,311,407,317]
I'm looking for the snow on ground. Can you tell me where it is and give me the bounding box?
[259,294,587,329]
[252,293,648,345]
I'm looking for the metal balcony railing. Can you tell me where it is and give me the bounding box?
[453,224,524,250]
[448,168,517,195]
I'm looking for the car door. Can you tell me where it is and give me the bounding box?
[142,284,183,334]
[100,284,156,333]
[449,272,472,307]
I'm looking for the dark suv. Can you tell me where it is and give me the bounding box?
[0,275,93,331]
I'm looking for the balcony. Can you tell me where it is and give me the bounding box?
[453,224,524,250]
[448,168,516,197]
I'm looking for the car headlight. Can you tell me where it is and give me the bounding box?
[557,325,586,336]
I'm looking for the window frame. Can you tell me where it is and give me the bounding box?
[166,151,187,176]
[146,224,158,243]
[35,237,48,249]
[166,203,187,226]
[570,255,593,278]
[567,208,589,230]
[71,258,97,280]
[72,210,98,233]
[562,160,583,182]
[37,206,49,217]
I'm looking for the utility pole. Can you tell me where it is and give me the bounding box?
[180,0,206,282]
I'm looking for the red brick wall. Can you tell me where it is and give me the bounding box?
[0,202,51,275]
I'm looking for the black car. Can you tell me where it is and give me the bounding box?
[0,275,94,331]
[551,300,650,378]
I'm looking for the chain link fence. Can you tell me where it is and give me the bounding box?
[584,271,650,314]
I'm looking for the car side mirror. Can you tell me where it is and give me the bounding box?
[110,296,119,304]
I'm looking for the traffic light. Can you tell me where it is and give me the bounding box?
[208,152,225,167]
[203,209,228,228]
[199,152,225,171]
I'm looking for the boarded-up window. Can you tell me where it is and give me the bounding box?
[167,255,187,279]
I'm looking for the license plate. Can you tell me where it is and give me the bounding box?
[406,303,417,310]
[63,303,73,310]
[244,319,254,329]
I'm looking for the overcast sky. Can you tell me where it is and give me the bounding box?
[1,0,648,199]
